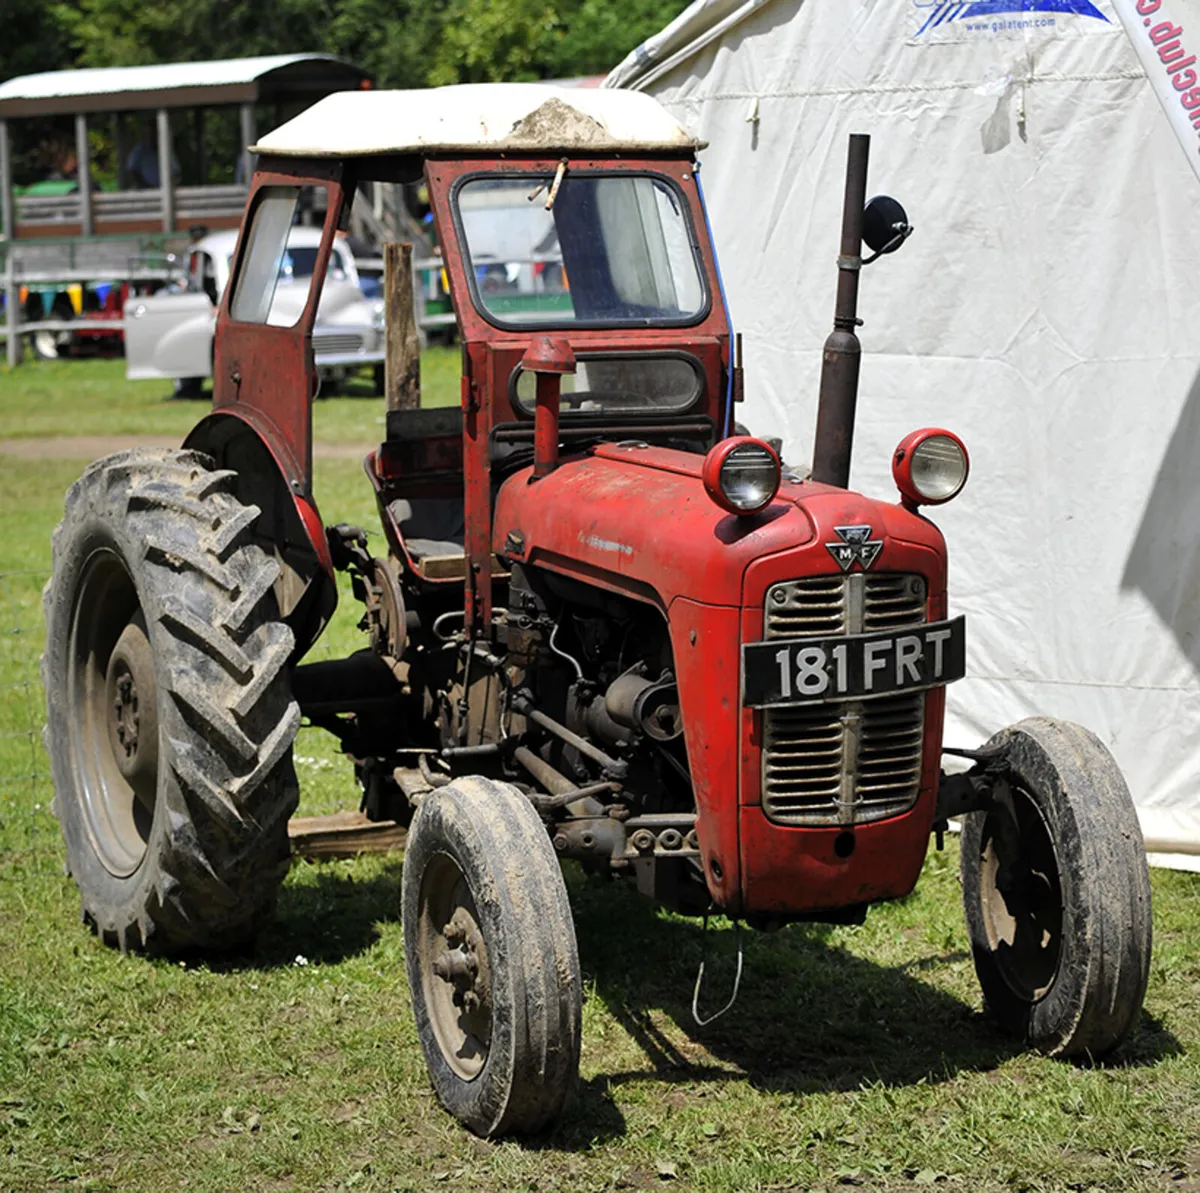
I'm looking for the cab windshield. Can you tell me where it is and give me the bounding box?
[455,172,707,329]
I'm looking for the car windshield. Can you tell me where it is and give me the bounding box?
[455,173,706,328]
[280,246,349,282]
[283,246,321,278]
[222,245,346,291]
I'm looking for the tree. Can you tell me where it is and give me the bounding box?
[50,0,691,88]
[2,1,82,185]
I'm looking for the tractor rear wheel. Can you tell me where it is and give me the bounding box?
[960,717,1152,1058]
[402,776,581,1136]
[42,448,300,953]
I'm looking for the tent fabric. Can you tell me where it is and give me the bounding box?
[1111,0,1200,186]
[607,0,1200,868]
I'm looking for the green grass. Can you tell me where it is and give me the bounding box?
[0,350,460,444]
[2,365,1200,1191]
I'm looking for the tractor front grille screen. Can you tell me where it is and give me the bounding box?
[761,573,927,827]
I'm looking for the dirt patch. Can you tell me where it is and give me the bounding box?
[0,435,372,460]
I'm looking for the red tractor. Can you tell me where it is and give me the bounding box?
[42,85,1153,1137]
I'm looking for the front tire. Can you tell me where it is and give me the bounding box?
[402,776,581,1136]
[960,717,1152,1058]
[42,448,301,953]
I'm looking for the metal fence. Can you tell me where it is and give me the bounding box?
[0,569,58,864]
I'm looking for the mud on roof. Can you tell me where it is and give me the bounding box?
[250,84,703,158]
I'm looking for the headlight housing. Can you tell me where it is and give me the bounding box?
[371,300,386,331]
[892,429,969,507]
[702,437,781,516]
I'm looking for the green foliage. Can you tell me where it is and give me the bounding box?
[428,0,563,86]
[425,0,690,85]
[9,0,691,94]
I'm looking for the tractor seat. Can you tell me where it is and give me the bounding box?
[389,497,465,560]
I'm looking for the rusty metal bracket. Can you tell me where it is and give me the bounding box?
[932,743,1016,849]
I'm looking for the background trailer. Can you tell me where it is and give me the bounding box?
[608,0,1200,867]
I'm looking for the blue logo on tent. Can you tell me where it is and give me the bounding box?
[915,0,1108,38]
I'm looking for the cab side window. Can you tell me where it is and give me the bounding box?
[229,184,329,326]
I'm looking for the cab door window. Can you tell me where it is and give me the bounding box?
[229,185,327,326]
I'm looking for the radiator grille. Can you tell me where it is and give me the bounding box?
[760,573,927,827]
[313,332,366,356]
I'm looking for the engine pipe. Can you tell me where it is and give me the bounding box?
[511,692,629,778]
[512,746,619,818]
[812,133,870,489]
[522,335,576,479]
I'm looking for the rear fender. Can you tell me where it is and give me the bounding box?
[184,412,336,659]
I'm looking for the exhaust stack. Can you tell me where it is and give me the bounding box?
[811,133,871,490]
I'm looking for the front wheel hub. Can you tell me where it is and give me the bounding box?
[419,861,493,1080]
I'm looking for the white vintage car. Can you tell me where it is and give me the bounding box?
[124,226,386,395]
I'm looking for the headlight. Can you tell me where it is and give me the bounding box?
[702,437,781,516]
[371,300,385,331]
[892,429,969,507]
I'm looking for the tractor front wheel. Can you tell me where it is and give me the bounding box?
[402,776,581,1136]
[42,448,300,953]
[960,717,1152,1058]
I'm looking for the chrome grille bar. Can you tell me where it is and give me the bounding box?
[760,573,927,827]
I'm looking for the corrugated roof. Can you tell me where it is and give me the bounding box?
[0,55,370,118]
[252,84,701,157]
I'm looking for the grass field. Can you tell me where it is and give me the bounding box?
[1,360,1199,1192]
[0,352,460,445]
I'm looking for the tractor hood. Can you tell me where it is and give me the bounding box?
[492,443,945,610]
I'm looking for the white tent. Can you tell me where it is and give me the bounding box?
[608,0,1200,868]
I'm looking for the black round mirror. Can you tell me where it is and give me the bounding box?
[862,195,911,255]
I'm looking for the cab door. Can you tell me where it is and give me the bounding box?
[212,162,348,494]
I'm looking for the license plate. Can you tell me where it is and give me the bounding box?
[742,615,966,708]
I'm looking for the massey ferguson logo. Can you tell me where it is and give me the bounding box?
[826,526,883,572]
[914,0,1108,37]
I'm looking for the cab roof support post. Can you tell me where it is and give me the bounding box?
[384,241,420,410]
[239,102,256,190]
[0,119,14,245]
[156,107,174,232]
[75,113,93,237]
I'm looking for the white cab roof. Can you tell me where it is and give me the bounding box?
[251,84,702,157]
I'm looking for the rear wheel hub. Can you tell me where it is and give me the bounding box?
[105,616,159,790]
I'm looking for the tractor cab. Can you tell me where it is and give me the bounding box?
[196,85,734,647]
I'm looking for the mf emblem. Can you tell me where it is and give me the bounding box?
[826,525,883,572]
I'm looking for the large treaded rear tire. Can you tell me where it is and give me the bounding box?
[960,717,1152,1058]
[402,776,582,1137]
[42,448,301,953]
